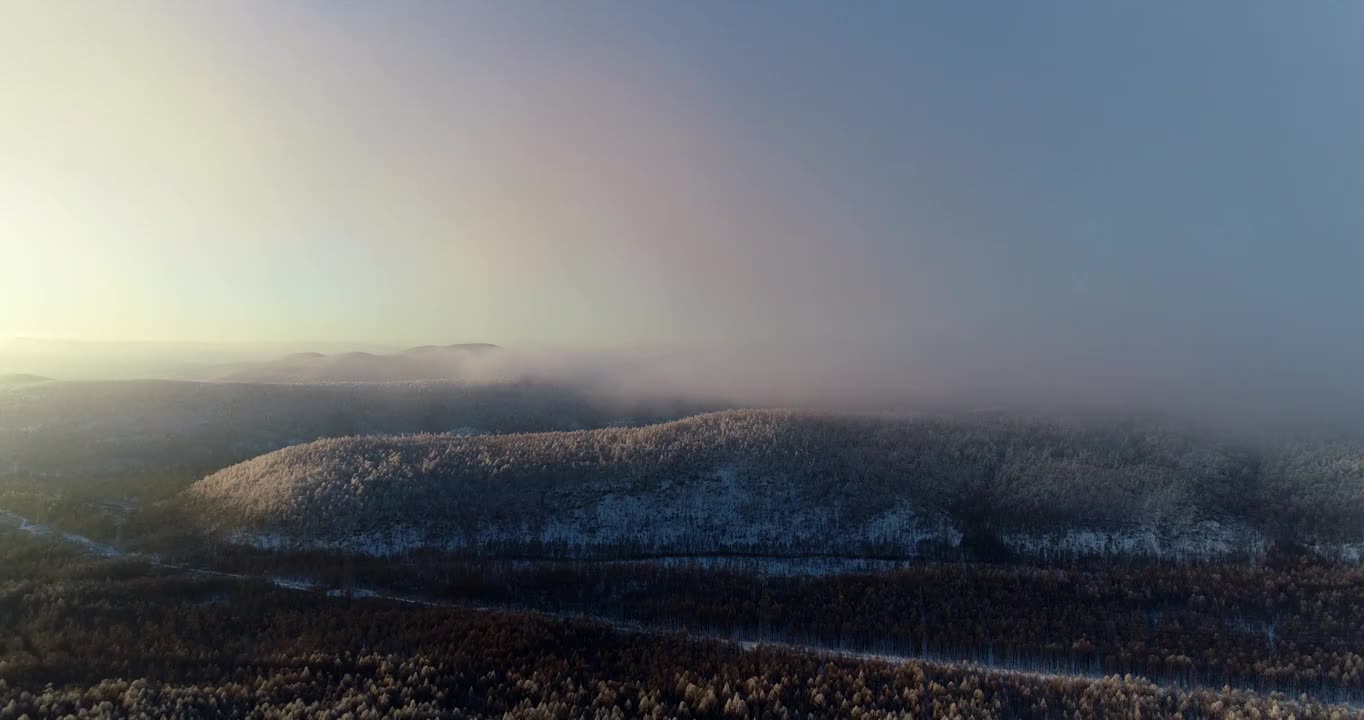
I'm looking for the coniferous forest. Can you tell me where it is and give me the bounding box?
[3,386,1364,718]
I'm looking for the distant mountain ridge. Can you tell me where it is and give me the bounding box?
[0,374,51,385]
[0,377,711,485]
[219,343,503,383]
[402,343,500,354]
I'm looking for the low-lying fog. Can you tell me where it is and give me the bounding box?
[5,334,1363,434]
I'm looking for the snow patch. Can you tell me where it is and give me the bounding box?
[222,464,962,559]
[1003,519,1268,562]
[1310,542,1364,563]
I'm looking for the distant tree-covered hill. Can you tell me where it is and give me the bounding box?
[184,409,1361,562]
[0,379,713,488]
[216,344,504,383]
[0,373,51,385]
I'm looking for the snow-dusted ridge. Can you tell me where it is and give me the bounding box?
[183,409,1356,562]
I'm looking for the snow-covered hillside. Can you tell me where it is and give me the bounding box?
[185,410,1337,561]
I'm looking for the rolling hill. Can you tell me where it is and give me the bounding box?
[0,378,712,488]
[184,409,1342,561]
[0,373,51,385]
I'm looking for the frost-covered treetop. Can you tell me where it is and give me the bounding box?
[183,409,1358,556]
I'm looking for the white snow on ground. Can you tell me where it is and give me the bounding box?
[864,500,963,548]
[522,466,962,558]
[227,464,965,559]
[269,576,317,591]
[3,507,1363,711]
[59,530,123,558]
[217,482,1318,565]
[326,588,380,599]
[1002,519,1269,562]
[506,556,922,577]
[0,510,124,558]
[228,531,292,551]
[231,526,428,557]
[1311,542,1364,563]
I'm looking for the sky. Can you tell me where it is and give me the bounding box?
[3,2,1364,413]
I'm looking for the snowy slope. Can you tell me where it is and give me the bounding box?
[185,410,1315,561]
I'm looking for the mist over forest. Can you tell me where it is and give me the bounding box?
[5,335,1363,435]
[6,3,1364,717]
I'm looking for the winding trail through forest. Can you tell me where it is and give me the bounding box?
[4,509,1361,713]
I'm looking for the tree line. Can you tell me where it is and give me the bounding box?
[2,564,1359,719]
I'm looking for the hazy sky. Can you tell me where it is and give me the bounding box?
[3,2,1363,406]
